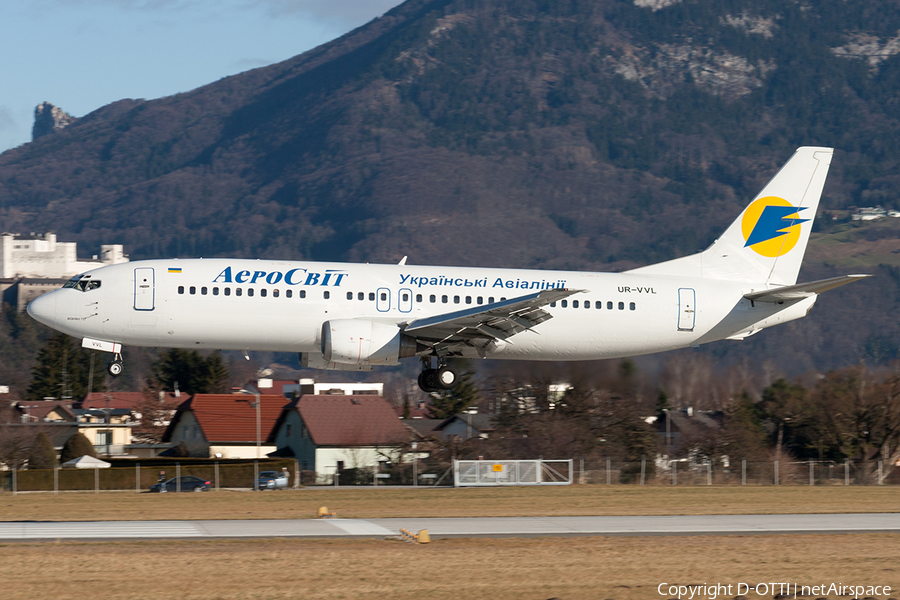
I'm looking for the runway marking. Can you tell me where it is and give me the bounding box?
[0,520,203,540]
[327,519,395,536]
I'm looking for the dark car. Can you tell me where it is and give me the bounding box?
[150,476,210,493]
[256,470,289,490]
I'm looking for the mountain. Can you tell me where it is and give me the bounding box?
[2,0,900,372]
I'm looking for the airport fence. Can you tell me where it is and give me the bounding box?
[578,457,898,485]
[0,459,297,494]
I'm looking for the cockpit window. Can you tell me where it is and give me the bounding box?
[62,275,101,292]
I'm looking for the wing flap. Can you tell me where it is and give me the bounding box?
[404,288,584,346]
[744,274,871,302]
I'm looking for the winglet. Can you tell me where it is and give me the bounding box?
[398,256,408,266]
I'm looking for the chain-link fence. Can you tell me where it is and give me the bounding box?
[1,459,297,493]
[578,457,897,485]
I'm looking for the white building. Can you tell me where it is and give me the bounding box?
[0,232,128,279]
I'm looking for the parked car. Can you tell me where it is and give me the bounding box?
[150,476,210,493]
[257,470,289,490]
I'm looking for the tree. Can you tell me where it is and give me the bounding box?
[150,349,229,395]
[26,333,106,402]
[27,432,57,469]
[427,370,479,420]
[60,432,96,463]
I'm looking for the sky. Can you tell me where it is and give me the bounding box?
[0,0,404,154]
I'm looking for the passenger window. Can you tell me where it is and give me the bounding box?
[248,288,255,297]
[430,295,436,303]
[369,292,375,301]
[403,293,409,302]
[224,288,231,296]
[442,295,448,304]
[324,291,330,299]
[300,290,306,299]
[260,289,266,297]
[236,288,243,297]
[488,297,495,303]
[213,287,219,296]
[286,290,292,298]
[273,289,279,298]
[573,300,579,308]
[201,287,207,295]
[178,286,184,295]
[380,292,387,301]
[477,297,483,304]
[550,301,556,307]
[585,301,590,309]
[630,302,636,310]
[416,294,422,303]
[453,295,460,304]
[189,286,196,295]
[561,300,567,308]
[595,301,601,309]
[618,301,624,310]
[500,297,506,301]
[465,296,471,304]
[607,301,613,310]
[358,292,364,301]
[347,292,353,300]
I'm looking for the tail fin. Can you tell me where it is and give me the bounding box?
[628,147,833,285]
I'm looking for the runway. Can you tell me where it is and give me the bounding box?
[2,513,899,541]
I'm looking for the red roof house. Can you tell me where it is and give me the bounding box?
[269,395,410,481]
[163,394,288,458]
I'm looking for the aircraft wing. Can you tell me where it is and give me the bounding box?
[744,274,871,303]
[403,288,585,355]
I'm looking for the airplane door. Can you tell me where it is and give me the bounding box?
[376,287,390,313]
[398,288,412,313]
[677,288,695,331]
[134,268,155,311]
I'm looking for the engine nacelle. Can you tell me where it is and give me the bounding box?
[321,319,419,365]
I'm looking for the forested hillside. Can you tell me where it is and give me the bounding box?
[2,0,900,374]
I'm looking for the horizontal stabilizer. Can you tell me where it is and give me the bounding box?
[744,274,871,303]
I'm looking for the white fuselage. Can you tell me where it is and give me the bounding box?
[27,258,815,361]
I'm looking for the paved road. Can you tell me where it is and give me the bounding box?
[1,513,899,541]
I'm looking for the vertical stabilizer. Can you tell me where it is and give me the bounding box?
[628,147,833,285]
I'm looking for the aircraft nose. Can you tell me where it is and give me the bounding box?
[27,292,58,327]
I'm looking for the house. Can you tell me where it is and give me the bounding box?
[10,399,134,457]
[433,413,496,440]
[79,392,182,457]
[163,394,286,458]
[652,407,724,452]
[268,395,410,482]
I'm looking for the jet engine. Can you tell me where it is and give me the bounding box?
[321,319,419,365]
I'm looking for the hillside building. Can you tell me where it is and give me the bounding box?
[0,232,128,311]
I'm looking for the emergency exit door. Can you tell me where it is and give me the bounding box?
[134,268,155,311]
[677,288,695,331]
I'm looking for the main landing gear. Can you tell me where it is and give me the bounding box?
[417,358,458,393]
[107,353,124,377]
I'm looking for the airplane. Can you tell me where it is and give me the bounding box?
[27,146,869,392]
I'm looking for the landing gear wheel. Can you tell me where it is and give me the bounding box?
[436,366,458,390]
[107,359,124,377]
[417,369,440,393]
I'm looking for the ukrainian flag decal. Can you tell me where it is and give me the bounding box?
[168,267,182,274]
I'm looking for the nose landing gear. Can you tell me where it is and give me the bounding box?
[107,353,124,377]
[417,358,458,393]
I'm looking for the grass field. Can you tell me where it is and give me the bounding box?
[3,485,900,521]
[1,534,897,600]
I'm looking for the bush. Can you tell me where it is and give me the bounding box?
[60,432,97,463]
[27,432,57,469]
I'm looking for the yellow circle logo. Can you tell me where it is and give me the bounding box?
[741,196,808,258]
